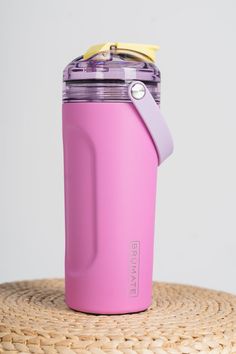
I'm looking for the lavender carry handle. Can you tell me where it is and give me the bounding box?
[128,81,174,164]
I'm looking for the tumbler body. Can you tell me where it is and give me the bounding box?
[63,102,158,314]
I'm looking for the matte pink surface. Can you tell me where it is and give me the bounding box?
[63,102,158,314]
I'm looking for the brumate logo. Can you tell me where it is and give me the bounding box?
[129,241,140,297]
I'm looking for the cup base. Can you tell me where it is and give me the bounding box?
[66,301,152,315]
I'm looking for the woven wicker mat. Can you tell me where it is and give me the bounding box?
[0,280,236,354]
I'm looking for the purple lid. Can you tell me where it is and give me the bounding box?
[63,48,161,103]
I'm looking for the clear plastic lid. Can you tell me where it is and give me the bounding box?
[63,45,161,103]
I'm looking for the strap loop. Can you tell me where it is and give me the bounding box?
[128,81,174,165]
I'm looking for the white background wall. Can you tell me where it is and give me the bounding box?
[0,0,235,293]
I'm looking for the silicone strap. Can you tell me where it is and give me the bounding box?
[128,81,174,165]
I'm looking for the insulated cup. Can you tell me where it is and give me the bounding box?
[62,43,173,314]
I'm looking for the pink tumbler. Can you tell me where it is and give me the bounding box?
[62,43,173,314]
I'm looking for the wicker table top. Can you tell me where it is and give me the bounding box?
[0,279,236,354]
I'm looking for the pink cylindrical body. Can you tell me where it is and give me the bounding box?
[63,102,158,314]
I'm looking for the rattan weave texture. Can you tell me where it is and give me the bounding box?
[0,279,236,353]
